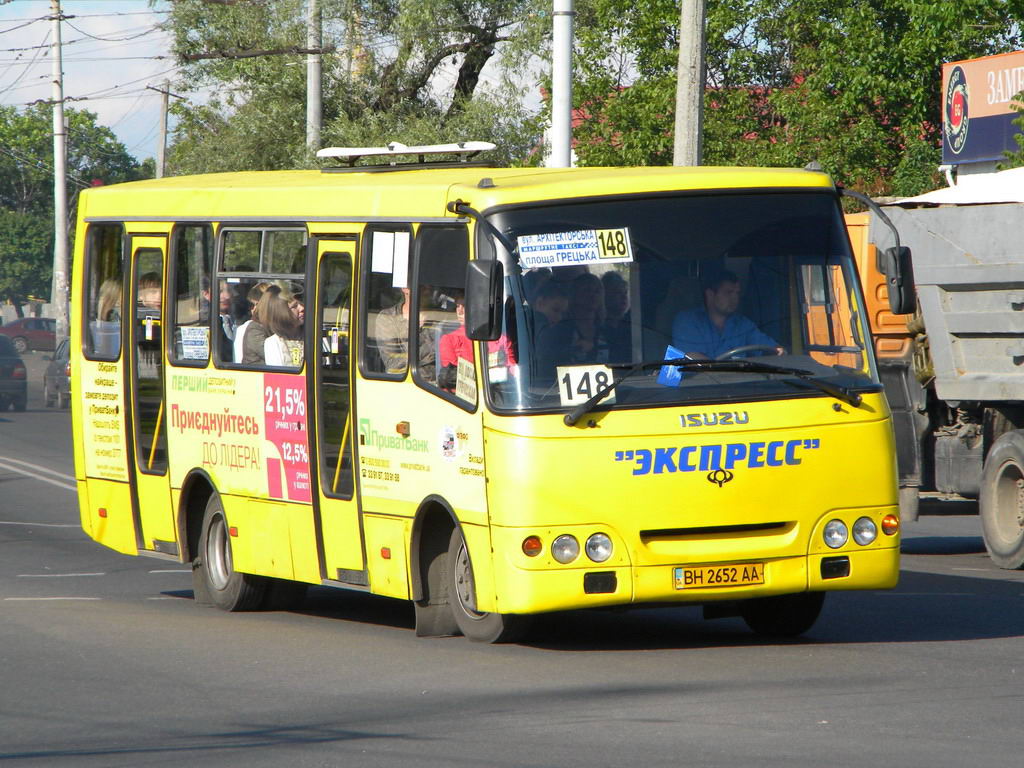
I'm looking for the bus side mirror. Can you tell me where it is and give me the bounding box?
[464,259,504,341]
[881,246,916,315]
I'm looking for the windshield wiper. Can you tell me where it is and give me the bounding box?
[563,358,861,427]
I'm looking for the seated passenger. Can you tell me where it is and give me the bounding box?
[536,272,609,372]
[262,287,304,368]
[438,292,516,390]
[671,268,781,359]
[234,282,271,363]
[90,277,122,356]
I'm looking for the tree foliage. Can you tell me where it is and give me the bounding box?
[162,0,548,172]
[572,0,1024,196]
[0,104,146,310]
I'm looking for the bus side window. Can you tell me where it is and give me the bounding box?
[84,224,125,360]
[170,224,213,364]
[218,228,306,370]
[361,228,412,378]
[412,225,470,399]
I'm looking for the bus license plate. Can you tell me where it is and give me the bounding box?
[673,563,765,589]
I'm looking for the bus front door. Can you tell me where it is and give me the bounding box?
[311,238,364,583]
[128,235,175,555]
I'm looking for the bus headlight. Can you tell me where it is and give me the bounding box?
[852,517,878,546]
[585,533,613,563]
[551,535,580,564]
[823,519,848,549]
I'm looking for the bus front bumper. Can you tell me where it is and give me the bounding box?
[491,547,899,615]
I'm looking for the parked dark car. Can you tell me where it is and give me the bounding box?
[43,338,71,409]
[0,316,56,353]
[0,335,27,411]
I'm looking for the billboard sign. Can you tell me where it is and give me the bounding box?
[942,51,1024,164]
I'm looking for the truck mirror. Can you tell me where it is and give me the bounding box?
[882,246,916,316]
[464,259,504,341]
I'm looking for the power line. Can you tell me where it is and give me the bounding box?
[0,28,50,98]
[62,19,159,43]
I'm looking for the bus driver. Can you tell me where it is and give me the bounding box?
[671,268,782,359]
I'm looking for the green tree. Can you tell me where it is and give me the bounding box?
[0,104,148,313]
[1000,92,1024,168]
[0,210,52,310]
[161,0,547,172]
[0,104,147,215]
[572,0,1024,196]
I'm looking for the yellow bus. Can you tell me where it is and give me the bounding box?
[71,145,900,642]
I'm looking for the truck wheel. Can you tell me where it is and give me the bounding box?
[447,527,531,643]
[192,493,267,610]
[979,430,1024,569]
[740,592,825,637]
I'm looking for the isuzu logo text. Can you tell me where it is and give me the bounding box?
[680,411,749,428]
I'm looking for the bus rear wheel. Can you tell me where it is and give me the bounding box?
[193,493,267,611]
[740,592,824,637]
[447,527,530,643]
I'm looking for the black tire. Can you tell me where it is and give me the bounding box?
[447,527,531,643]
[12,395,26,412]
[43,381,55,408]
[192,493,267,610]
[12,336,28,354]
[57,389,69,409]
[740,591,825,637]
[979,430,1024,569]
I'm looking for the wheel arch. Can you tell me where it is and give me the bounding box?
[409,493,458,603]
[177,468,216,563]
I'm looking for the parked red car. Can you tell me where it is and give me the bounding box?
[0,317,56,353]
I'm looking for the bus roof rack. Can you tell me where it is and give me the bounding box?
[317,141,497,172]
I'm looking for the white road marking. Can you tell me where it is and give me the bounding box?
[148,569,190,574]
[0,521,78,528]
[951,567,991,572]
[3,597,101,601]
[0,457,77,492]
[0,455,75,481]
[17,572,105,578]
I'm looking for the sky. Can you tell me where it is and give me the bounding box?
[0,0,544,164]
[0,0,176,161]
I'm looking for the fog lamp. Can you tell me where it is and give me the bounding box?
[823,519,848,549]
[585,533,613,563]
[852,516,878,546]
[551,534,580,564]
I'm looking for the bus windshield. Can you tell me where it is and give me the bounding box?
[486,191,878,413]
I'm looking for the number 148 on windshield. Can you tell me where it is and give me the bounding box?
[556,365,617,407]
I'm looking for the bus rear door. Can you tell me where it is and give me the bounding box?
[128,234,176,555]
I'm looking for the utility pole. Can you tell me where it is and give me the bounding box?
[156,78,169,178]
[549,0,574,168]
[673,0,706,166]
[50,0,69,341]
[306,0,321,154]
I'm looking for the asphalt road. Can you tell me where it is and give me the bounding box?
[1,358,1022,767]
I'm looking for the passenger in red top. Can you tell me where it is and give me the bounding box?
[438,293,516,389]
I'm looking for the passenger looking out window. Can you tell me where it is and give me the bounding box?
[437,292,516,391]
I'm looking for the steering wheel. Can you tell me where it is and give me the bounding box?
[714,345,781,360]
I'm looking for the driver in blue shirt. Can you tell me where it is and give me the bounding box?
[671,268,782,359]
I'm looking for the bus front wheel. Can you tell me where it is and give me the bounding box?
[447,528,531,643]
[740,591,824,637]
[193,493,267,611]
